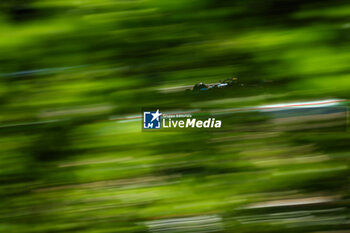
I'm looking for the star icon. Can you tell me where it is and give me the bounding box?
[151,109,161,122]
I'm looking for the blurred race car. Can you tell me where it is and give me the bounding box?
[192,78,241,92]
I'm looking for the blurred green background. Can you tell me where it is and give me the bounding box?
[0,0,350,232]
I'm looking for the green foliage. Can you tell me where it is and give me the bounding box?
[0,0,350,232]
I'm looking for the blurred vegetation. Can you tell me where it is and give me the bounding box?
[0,0,350,232]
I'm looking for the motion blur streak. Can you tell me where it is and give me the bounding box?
[0,0,350,233]
[145,215,223,233]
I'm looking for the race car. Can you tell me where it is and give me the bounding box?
[192,78,240,92]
